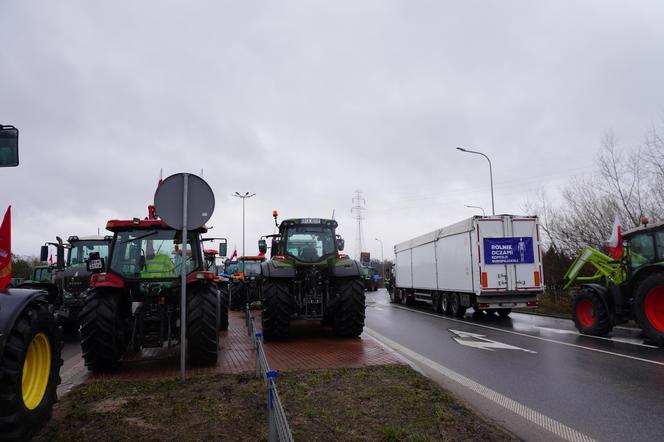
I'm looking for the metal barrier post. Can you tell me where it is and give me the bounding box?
[266,370,278,442]
[255,332,263,377]
[249,317,255,338]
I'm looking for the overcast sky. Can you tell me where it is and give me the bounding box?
[2,1,664,260]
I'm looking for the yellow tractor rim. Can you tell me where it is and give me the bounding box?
[21,332,51,410]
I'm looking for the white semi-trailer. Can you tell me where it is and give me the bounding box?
[392,215,543,317]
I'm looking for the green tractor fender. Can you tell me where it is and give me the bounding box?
[260,260,296,278]
[0,288,49,360]
[331,259,363,278]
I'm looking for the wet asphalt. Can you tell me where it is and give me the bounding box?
[365,289,664,442]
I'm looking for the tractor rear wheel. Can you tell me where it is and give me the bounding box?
[0,301,62,442]
[187,283,219,365]
[80,288,127,372]
[572,288,613,336]
[634,273,664,346]
[333,278,366,338]
[261,279,291,340]
[217,286,229,331]
[450,294,467,318]
[230,282,246,310]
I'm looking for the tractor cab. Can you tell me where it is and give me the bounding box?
[266,218,345,264]
[623,221,664,276]
[103,219,205,282]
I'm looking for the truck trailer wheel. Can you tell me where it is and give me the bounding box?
[0,301,62,441]
[441,293,452,315]
[217,286,229,331]
[261,279,291,340]
[80,288,127,372]
[450,294,467,318]
[333,278,366,338]
[187,283,219,365]
[571,288,613,336]
[633,273,664,346]
[432,293,442,314]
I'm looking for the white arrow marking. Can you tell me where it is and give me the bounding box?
[450,329,537,354]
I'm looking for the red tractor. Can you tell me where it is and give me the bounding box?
[80,216,224,372]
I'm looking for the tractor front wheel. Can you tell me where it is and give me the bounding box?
[80,288,127,372]
[261,279,291,340]
[333,278,366,338]
[187,282,219,365]
[572,288,613,336]
[0,301,62,441]
[634,273,664,346]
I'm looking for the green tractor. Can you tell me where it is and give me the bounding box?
[257,213,365,340]
[563,219,664,346]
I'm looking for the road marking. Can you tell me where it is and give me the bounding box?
[450,329,537,353]
[534,326,660,349]
[365,327,597,442]
[390,304,664,366]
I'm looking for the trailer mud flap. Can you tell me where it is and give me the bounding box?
[460,294,471,307]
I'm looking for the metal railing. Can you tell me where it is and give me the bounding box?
[245,307,295,442]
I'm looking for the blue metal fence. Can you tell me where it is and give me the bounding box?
[246,308,295,442]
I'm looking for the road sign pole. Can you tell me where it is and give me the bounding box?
[180,173,189,380]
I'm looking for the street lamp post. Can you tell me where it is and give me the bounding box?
[375,238,384,286]
[457,147,495,215]
[464,204,486,216]
[233,191,256,257]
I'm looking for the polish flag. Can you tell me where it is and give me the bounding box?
[607,216,623,260]
[229,249,237,261]
[0,206,11,288]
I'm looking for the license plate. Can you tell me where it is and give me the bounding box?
[301,218,321,224]
[499,302,517,307]
[88,259,103,270]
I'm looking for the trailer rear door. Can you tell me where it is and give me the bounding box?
[510,218,542,291]
[477,218,509,291]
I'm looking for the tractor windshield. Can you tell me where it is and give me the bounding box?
[241,260,262,276]
[629,233,656,271]
[109,229,199,279]
[284,225,336,262]
[68,241,110,268]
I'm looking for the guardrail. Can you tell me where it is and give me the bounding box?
[245,307,295,442]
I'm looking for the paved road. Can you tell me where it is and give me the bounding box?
[365,289,664,442]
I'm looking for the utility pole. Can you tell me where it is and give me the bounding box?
[351,190,367,260]
[233,191,256,257]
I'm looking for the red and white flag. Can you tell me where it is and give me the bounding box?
[0,206,11,288]
[229,249,237,261]
[607,216,623,260]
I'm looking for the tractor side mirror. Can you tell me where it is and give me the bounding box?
[40,245,49,262]
[218,242,227,257]
[336,237,345,251]
[0,125,19,167]
[86,252,105,273]
[258,239,267,254]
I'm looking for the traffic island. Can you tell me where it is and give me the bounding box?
[36,365,517,441]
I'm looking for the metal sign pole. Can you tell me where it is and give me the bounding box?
[180,173,189,380]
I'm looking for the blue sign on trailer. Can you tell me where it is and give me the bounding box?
[484,237,534,264]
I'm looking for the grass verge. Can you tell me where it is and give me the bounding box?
[37,365,517,441]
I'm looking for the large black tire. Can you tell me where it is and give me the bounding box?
[230,282,245,311]
[187,283,219,365]
[0,301,62,441]
[450,294,467,318]
[80,288,127,372]
[572,287,613,336]
[633,273,664,346]
[261,279,291,340]
[441,293,452,316]
[498,308,512,318]
[333,278,366,338]
[217,286,229,331]
[432,293,442,314]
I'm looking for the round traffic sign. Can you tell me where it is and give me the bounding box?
[154,173,215,230]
